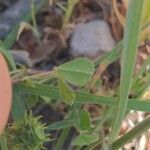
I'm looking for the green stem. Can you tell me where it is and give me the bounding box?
[12,71,55,83]
[111,115,150,149]
[24,71,55,80]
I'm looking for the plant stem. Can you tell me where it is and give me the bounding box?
[12,70,55,83]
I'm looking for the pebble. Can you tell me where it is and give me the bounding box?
[11,50,33,67]
[70,20,116,58]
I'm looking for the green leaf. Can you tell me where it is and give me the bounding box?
[112,116,150,149]
[40,96,52,103]
[94,41,122,67]
[48,119,75,131]
[0,134,8,150]
[0,46,16,71]
[132,55,150,87]
[58,78,75,105]
[57,58,94,86]
[23,95,39,109]
[142,0,150,26]
[109,0,144,143]
[73,133,99,146]
[79,110,91,130]
[12,86,26,121]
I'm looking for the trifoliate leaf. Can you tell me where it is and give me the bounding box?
[58,78,75,105]
[79,110,91,130]
[57,58,94,86]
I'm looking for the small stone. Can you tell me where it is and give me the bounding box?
[11,50,33,67]
[70,20,116,58]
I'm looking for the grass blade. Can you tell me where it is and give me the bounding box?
[0,46,16,70]
[132,55,150,87]
[12,86,26,121]
[55,128,70,150]
[136,75,150,98]
[112,115,150,149]
[94,41,122,67]
[48,119,74,131]
[18,82,150,112]
[109,0,144,142]
[0,134,8,150]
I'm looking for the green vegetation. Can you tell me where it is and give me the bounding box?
[1,0,150,149]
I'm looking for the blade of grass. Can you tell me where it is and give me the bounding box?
[94,41,122,67]
[132,55,150,87]
[0,50,16,70]
[0,134,8,150]
[111,115,150,149]
[0,46,16,70]
[31,0,38,31]
[12,86,26,121]
[136,75,150,98]
[55,128,70,150]
[54,103,82,150]
[48,119,75,130]
[109,0,144,142]
[18,82,150,112]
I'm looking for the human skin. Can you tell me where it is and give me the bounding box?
[0,53,12,133]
